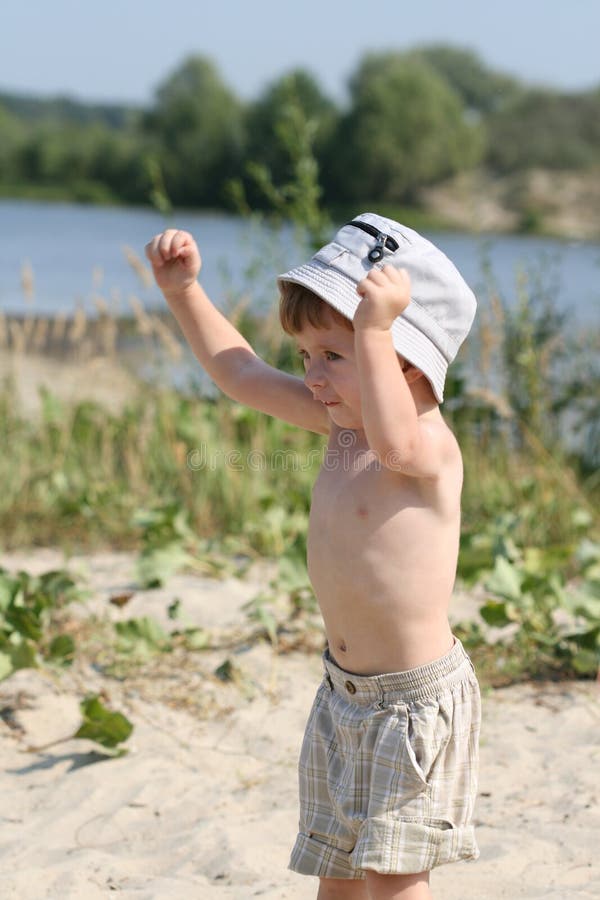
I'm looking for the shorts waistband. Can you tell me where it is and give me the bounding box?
[323,638,475,705]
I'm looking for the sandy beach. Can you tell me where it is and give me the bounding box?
[1,549,598,899]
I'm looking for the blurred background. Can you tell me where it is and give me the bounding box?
[1,0,599,682]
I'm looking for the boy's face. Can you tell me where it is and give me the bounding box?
[294,307,363,431]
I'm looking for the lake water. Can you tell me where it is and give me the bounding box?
[0,199,599,327]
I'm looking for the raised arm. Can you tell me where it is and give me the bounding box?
[145,230,329,434]
[353,266,450,478]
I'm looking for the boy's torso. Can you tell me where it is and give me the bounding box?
[308,426,462,675]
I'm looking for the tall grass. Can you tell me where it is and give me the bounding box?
[1,279,597,557]
[0,377,322,554]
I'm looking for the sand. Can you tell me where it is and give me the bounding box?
[0,550,598,899]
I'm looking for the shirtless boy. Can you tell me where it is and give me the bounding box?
[146,213,480,900]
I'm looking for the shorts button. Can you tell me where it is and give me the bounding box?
[345,680,356,695]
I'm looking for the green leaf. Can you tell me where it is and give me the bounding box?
[136,543,192,588]
[213,657,254,697]
[180,627,210,651]
[38,569,84,606]
[485,557,523,602]
[114,617,170,655]
[244,592,280,645]
[47,634,76,666]
[522,546,569,576]
[278,554,310,588]
[571,649,600,676]
[532,631,563,648]
[74,695,133,749]
[254,606,279,646]
[0,573,21,612]
[564,624,600,651]
[8,636,39,672]
[480,600,514,627]
[5,605,43,642]
[0,651,14,681]
[167,599,182,620]
[457,543,494,583]
[214,659,235,682]
[576,539,600,567]
[566,587,600,621]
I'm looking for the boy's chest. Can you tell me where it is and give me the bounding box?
[309,453,423,536]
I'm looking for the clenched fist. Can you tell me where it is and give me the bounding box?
[354,265,411,333]
[145,229,202,299]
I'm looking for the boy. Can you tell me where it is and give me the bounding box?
[145,213,480,900]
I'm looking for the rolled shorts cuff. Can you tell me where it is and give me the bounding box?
[289,818,479,879]
[289,831,367,880]
[353,816,480,874]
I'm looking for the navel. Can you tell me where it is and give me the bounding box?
[338,641,347,653]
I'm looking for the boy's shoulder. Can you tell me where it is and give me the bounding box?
[421,411,463,467]
[416,415,464,508]
[393,403,463,485]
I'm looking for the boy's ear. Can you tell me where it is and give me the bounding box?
[400,361,424,384]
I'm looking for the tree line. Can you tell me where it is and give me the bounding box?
[1,45,599,210]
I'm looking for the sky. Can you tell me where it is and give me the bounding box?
[1,0,598,107]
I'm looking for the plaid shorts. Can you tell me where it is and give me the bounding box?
[289,639,481,878]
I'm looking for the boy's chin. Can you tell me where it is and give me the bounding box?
[327,405,362,429]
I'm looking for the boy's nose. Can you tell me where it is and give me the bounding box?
[304,362,325,391]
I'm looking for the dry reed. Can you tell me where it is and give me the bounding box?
[123,245,154,289]
[129,295,153,337]
[0,312,8,350]
[20,260,35,302]
[68,307,87,346]
[8,320,25,354]
[51,312,68,348]
[31,317,49,352]
[150,315,183,360]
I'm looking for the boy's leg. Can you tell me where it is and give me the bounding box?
[365,871,432,900]
[317,877,369,899]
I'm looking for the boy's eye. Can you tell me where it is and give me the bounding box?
[296,348,340,362]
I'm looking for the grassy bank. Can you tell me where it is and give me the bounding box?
[1,362,599,685]
[1,366,597,555]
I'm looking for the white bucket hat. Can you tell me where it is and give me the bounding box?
[278,212,477,403]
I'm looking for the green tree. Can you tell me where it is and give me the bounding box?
[145,56,244,207]
[16,124,114,201]
[411,45,522,115]
[487,88,600,171]
[0,103,25,185]
[243,69,336,196]
[327,52,484,204]
[231,92,332,251]
[18,125,69,183]
[67,124,150,203]
[0,90,135,128]
[0,91,148,202]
